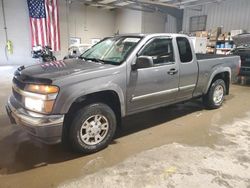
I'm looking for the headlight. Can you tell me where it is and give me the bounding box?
[22,84,59,114]
[25,84,59,94]
[24,98,55,113]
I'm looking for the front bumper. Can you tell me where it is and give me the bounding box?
[6,96,64,144]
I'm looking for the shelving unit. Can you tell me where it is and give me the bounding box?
[217,48,233,50]
[206,27,222,54]
[196,29,243,55]
[215,40,234,54]
[207,39,217,54]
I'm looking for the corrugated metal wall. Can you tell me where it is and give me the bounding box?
[182,0,250,33]
[165,14,177,33]
[142,11,166,33]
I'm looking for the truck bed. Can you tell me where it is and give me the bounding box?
[196,54,231,60]
[194,54,240,97]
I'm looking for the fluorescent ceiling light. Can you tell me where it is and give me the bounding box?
[90,4,103,6]
[102,5,115,9]
[100,0,117,4]
[115,1,132,6]
[159,0,173,2]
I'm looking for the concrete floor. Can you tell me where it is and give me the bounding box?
[0,66,249,188]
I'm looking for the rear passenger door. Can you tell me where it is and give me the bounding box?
[127,37,179,113]
[176,37,198,101]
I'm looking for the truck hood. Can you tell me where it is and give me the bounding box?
[17,59,115,83]
[233,33,250,46]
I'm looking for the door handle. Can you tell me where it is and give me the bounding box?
[167,68,178,75]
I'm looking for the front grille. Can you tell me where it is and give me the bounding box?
[235,50,250,68]
[13,76,25,90]
[241,67,250,71]
[241,57,250,67]
[12,87,22,103]
[12,76,26,105]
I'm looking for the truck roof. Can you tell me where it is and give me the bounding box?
[113,33,189,38]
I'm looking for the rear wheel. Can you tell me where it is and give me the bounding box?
[203,79,226,109]
[69,103,117,153]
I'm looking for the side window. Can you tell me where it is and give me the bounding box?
[176,37,193,63]
[139,38,174,65]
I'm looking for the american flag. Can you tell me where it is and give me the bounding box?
[27,0,60,51]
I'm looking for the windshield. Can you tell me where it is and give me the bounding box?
[236,44,250,49]
[80,36,142,65]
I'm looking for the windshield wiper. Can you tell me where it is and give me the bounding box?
[78,56,86,61]
[81,57,105,64]
[80,56,119,65]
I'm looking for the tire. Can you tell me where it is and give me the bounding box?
[69,103,117,153]
[203,79,226,109]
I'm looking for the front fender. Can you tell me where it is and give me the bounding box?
[53,80,126,117]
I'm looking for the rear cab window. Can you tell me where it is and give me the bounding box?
[176,37,193,63]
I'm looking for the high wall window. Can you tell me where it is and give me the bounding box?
[189,15,207,32]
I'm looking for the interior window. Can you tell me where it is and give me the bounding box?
[176,37,193,63]
[139,38,174,65]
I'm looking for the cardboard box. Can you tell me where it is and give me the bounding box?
[210,27,222,38]
[196,31,208,38]
[207,41,216,47]
[201,31,208,37]
[206,47,216,53]
[218,34,225,41]
[209,36,218,41]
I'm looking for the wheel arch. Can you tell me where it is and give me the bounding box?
[66,89,123,118]
[205,68,231,95]
[62,90,123,144]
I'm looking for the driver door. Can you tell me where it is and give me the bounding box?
[127,37,179,114]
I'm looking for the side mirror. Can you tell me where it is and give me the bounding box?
[132,56,154,70]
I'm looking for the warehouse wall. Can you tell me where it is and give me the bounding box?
[59,2,116,59]
[115,9,142,34]
[0,1,5,64]
[165,14,177,33]
[115,9,173,34]
[67,3,115,43]
[182,0,250,33]
[141,12,166,33]
[0,0,116,64]
[0,0,177,65]
[0,0,34,65]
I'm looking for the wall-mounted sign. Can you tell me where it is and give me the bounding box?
[70,37,81,45]
[91,38,101,45]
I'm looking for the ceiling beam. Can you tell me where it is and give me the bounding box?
[181,0,224,8]
[132,0,178,8]
[174,0,202,5]
[166,0,228,9]
[71,0,155,12]
[70,0,183,19]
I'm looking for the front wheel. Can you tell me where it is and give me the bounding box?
[203,79,226,109]
[69,103,117,153]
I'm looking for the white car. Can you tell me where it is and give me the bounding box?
[64,44,92,59]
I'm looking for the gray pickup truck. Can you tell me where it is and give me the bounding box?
[6,34,240,153]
